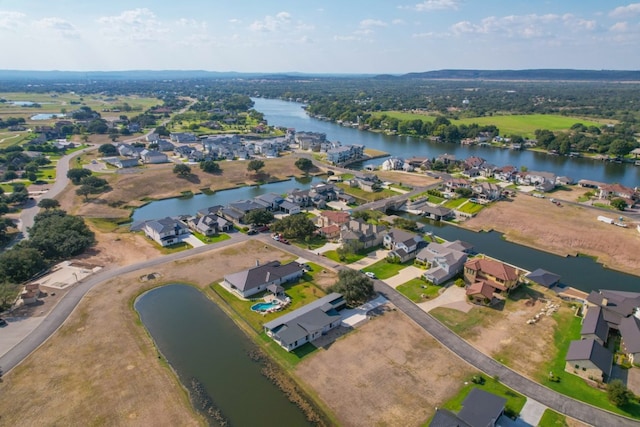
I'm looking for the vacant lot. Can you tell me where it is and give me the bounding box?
[0,240,300,426]
[376,170,439,187]
[464,192,640,276]
[296,308,473,427]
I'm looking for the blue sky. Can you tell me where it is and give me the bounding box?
[0,1,639,73]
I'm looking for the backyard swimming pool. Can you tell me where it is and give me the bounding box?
[251,301,281,313]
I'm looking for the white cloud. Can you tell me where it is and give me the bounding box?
[405,0,459,12]
[412,31,435,38]
[33,17,80,38]
[561,14,597,32]
[249,11,291,32]
[451,14,563,39]
[0,11,26,30]
[98,8,169,42]
[392,19,406,25]
[334,35,360,41]
[359,19,387,28]
[229,18,241,24]
[611,21,629,32]
[610,3,640,17]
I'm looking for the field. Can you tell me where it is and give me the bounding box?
[463,189,640,276]
[374,111,604,137]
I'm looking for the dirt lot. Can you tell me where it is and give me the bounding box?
[376,170,440,187]
[296,308,473,427]
[0,240,301,426]
[464,190,640,276]
[59,156,309,218]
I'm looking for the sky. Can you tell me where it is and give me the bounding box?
[0,0,639,74]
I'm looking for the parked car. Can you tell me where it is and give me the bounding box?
[0,318,7,327]
[256,225,270,233]
[247,228,258,235]
[364,271,376,279]
[299,263,312,271]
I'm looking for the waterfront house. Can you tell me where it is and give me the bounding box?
[187,213,232,236]
[384,228,423,262]
[598,183,637,202]
[421,205,453,221]
[525,268,561,288]
[471,182,502,201]
[222,260,304,298]
[416,241,468,285]
[263,293,345,351]
[340,219,386,249]
[464,258,520,294]
[131,217,190,247]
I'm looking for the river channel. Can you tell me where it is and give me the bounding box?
[252,98,640,188]
[135,284,313,427]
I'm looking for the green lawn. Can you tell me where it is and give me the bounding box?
[374,111,602,138]
[323,249,366,264]
[363,259,413,280]
[439,374,526,418]
[192,232,231,244]
[291,235,326,250]
[538,409,568,426]
[457,201,485,214]
[539,310,640,418]
[336,183,397,202]
[396,278,441,302]
[443,198,468,209]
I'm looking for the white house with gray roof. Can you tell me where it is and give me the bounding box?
[222,261,304,298]
[130,217,190,247]
[416,241,469,285]
[264,293,346,351]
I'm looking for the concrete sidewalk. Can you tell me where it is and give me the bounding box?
[347,249,389,269]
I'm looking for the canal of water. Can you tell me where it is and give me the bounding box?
[135,284,313,427]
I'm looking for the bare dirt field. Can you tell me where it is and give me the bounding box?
[376,170,440,187]
[464,190,640,276]
[295,308,474,427]
[0,240,300,426]
[64,156,309,218]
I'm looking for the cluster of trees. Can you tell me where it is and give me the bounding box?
[0,208,94,308]
[0,146,52,183]
[534,124,639,156]
[269,214,315,239]
[328,270,375,307]
[66,168,110,200]
[0,116,26,129]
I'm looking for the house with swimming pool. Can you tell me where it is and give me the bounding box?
[264,293,346,352]
[221,260,304,298]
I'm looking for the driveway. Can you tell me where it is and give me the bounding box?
[383,266,423,288]
[518,398,546,426]
[181,234,205,248]
[417,285,472,313]
[346,249,389,269]
[314,242,340,254]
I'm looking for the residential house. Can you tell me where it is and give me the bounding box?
[187,213,232,236]
[464,258,520,294]
[436,153,456,165]
[295,131,326,150]
[421,205,453,221]
[220,200,265,225]
[444,177,471,191]
[495,165,517,182]
[326,144,364,165]
[146,132,159,142]
[263,293,345,351]
[471,182,502,201]
[169,132,198,143]
[105,157,140,169]
[520,171,557,192]
[381,157,405,171]
[316,211,350,228]
[20,283,41,305]
[463,156,485,170]
[131,217,190,247]
[598,183,637,202]
[525,268,561,288]
[565,339,613,382]
[350,174,381,193]
[155,139,175,152]
[174,145,195,158]
[430,388,506,427]
[416,241,469,285]
[140,149,169,164]
[222,260,304,298]
[384,228,423,262]
[117,143,143,158]
[340,219,386,249]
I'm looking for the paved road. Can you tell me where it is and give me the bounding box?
[17,145,97,237]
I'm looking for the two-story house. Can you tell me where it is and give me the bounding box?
[131,217,190,247]
[384,228,424,262]
[464,258,520,303]
[416,241,469,285]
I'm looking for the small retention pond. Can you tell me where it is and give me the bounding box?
[135,284,313,427]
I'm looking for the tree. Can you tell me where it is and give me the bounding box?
[295,158,313,173]
[392,217,418,232]
[328,270,375,307]
[173,163,192,177]
[76,185,93,201]
[38,198,60,210]
[455,187,473,198]
[27,209,95,261]
[610,198,628,211]
[67,168,92,184]
[607,379,634,407]
[98,144,117,155]
[200,160,221,174]
[269,214,315,239]
[0,282,19,310]
[0,246,47,283]
[244,209,274,226]
[247,159,265,174]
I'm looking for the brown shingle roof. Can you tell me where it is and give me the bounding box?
[464,258,518,282]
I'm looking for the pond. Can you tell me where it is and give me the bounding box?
[30,113,67,120]
[135,284,313,427]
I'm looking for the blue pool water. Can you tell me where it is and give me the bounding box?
[251,301,280,312]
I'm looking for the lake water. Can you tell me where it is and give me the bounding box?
[30,113,67,120]
[253,98,640,188]
[132,176,321,222]
[135,284,313,427]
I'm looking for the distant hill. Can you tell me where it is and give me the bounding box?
[399,69,640,81]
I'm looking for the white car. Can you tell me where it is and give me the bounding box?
[364,272,376,279]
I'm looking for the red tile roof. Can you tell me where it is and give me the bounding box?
[465,258,518,282]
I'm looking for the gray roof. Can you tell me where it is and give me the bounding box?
[279,200,299,211]
[224,261,303,293]
[566,339,613,376]
[444,240,474,253]
[255,192,283,204]
[387,228,420,246]
[429,409,472,427]
[130,217,186,234]
[581,306,609,343]
[458,388,506,427]
[619,316,640,354]
[525,268,561,287]
[422,205,452,217]
[264,293,345,347]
